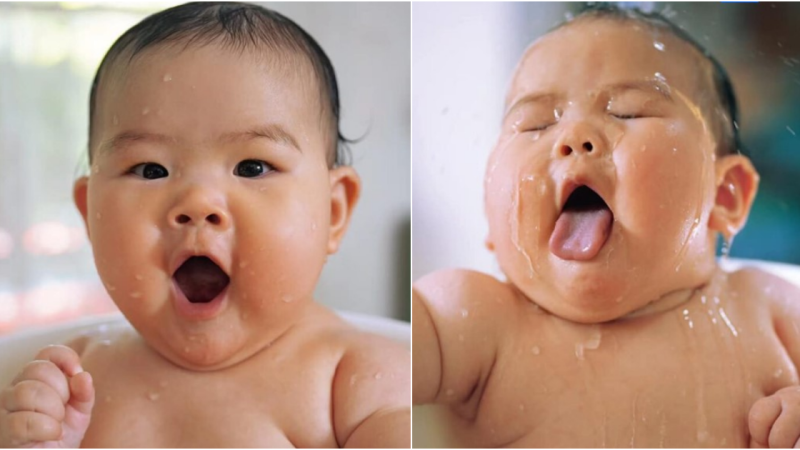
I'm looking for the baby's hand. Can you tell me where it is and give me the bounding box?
[0,345,94,448]
[749,386,800,448]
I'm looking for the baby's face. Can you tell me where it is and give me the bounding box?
[485,19,723,322]
[75,44,349,369]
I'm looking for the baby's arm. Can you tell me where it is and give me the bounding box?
[747,269,800,448]
[331,335,410,448]
[413,269,504,411]
[0,345,94,448]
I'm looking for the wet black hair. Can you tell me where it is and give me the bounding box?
[561,3,745,156]
[88,1,351,167]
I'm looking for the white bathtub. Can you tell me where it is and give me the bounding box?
[0,310,409,389]
[412,258,800,447]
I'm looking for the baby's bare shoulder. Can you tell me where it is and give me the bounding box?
[415,268,521,322]
[727,265,800,309]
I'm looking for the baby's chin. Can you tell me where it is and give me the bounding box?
[509,268,647,324]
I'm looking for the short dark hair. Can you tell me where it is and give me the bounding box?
[560,3,744,157]
[88,1,351,166]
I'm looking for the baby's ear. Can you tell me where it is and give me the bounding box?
[73,176,91,239]
[708,154,760,239]
[327,166,361,254]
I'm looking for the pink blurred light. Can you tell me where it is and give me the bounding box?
[23,221,78,256]
[0,228,13,259]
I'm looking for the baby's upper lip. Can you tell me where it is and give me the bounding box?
[556,176,612,213]
[169,247,230,277]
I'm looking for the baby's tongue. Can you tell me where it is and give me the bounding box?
[549,207,613,261]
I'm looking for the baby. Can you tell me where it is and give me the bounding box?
[413,5,800,448]
[0,2,409,447]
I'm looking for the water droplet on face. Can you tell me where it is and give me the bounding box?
[554,109,562,121]
[281,294,294,303]
[460,308,469,318]
[374,372,383,380]
[163,74,172,82]
[130,292,142,298]
[445,388,455,396]
[135,274,143,281]
[141,107,150,116]
[239,260,249,269]
[531,346,540,355]
[653,41,666,51]
[697,431,709,443]
[672,147,677,154]
[112,115,119,126]
[774,368,783,378]
[349,375,357,386]
[148,392,160,401]
[654,72,667,83]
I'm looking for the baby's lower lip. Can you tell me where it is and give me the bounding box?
[171,280,229,321]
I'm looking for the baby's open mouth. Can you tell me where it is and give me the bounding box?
[549,185,614,261]
[173,256,230,303]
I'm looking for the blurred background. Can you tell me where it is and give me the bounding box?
[413,2,800,281]
[0,2,410,334]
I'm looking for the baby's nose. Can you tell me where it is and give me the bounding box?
[553,122,604,158]
[168,189,231,230]
[557,140,595,157]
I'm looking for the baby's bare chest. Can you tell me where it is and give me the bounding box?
[454,300,798,447]
[79,340,340,447]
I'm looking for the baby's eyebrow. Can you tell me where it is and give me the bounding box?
[606,80,673,101]
[218,125,301,152]
[99,124,302,155]
[99,131,174,154]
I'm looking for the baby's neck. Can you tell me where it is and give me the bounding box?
[621,284,704,320]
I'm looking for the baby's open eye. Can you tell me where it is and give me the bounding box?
[235,159,274,178]
[130,163,168,179]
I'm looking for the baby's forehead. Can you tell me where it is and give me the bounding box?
[506,17,713,107]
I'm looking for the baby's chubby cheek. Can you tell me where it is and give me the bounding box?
[485,141,552,281]
[230,194,329,306]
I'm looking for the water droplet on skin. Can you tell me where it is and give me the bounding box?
[654,72,667,83]
[95,212,102,220]
[135,274,143,281]
[281,294,293,303]
[697,431,709,443]
[575,343,585,360]
[672,147,677,154]
[141,107,150,116]
[112,115,119,126]
[239,260,249,269]
[445,389,455,396]
[774,368,783,378]
[349,375,357,386]
[374,372,383,380]
[163,74,172,82]
[718,307,738,337]
[148,392,160,401]
[653,41,665,51]
[460,308,469,318]
[554,109,562,120]
[531,346,540,355]
[130,292,142,298]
